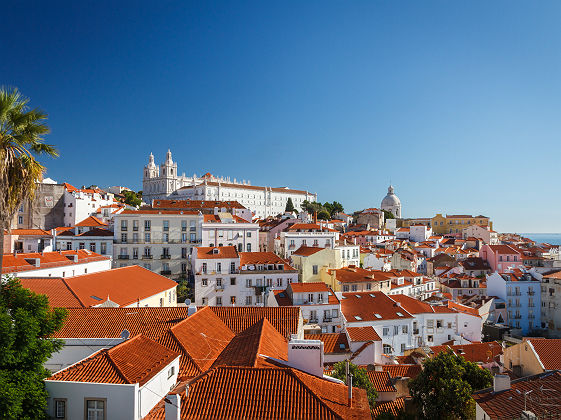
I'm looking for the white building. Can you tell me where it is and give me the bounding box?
[380,185,402,218]
[192,246,298,307]
[142,150,317,218]
[44,334,180,420]
[270,282,343,333]
[274,223,339,259]
[2,250,112,279]
[201,213,259,252]
[112,209,202,278]
[63,184,117,227]
[55,216,114,256]
[5,228,54,253]
[409,224,433,243]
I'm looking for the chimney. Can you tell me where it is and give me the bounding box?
[493,374,510,393]
[287,339,324,377]
[187,304,197,316]
[347,372,353,407]
[164,393,181,420]
[374,365,383,372]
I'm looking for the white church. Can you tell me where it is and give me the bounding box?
[142,150,317,218]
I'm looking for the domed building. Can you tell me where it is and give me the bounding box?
[381,185,401,218]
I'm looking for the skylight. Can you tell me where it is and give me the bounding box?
[339,343,346,350]
[90,295,102,301]
[396,312,404,317]
[354,315,362,320]
[374,314,382,319]
[356,295,361,298]
[369,294,375,297]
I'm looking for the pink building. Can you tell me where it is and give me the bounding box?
[480,244,523,273]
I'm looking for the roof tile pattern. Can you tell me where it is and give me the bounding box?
[346,326,382,342]
[365,371,396,392]
[371,397,407,417]
[304,333,350,353]
[47,335,179,385]
[528,339,561,369]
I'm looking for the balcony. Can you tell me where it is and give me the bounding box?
[323,318,332,323]
[529,314,535,319]
[142,255,153,260]
[133,226,139,231]
[118,255,129,260]
[160,270,172,275]
[413,329,420,335]
[514,315,522,319]
[309,318,319,324]
[121,227,128,231]
[160,255,171,259]
[528,290,535,296]
[215,285,225,291]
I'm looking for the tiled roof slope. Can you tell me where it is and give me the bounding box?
[195,246,239,259]
[381,364,422,379]
[145,367,370,420]
[292,246,325,256]
[212,318,288,368]
[473,371,561,420]
[304,333,350,353]
[75,215,107,227]
[207,306,301,338]
[47,335,178,385]
[430,341,502,364]
[239,251,295,270]
[365,371,396,392]
[19,277,84,307]
[346,326,381,342]
[371,397,407,417]
[527,338,561,369]
[53,307,192,339]
[22,266,177,308]
[2,250,109,274]
[341,292,414,322]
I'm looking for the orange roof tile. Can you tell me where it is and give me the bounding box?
[346,326,381,342]
[527,339,561,370]
[7,228,51,236]
[145,366,370,420]
[292,246,325,256]
[381,364,422,379]
[47,335,179,385]
[289,282,330,293]
[19,277,84,307]
[332,266,393,284]
[239,252,295,270]
[390,294,456,314]
[341,292,414,322]
[2,250,110,274]
[371,397,407,417]
[365,370,396,392]
[75,215,107,227]
[196,246,239,259]
[304,333,350,353]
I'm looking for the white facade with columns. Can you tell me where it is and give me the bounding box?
[142,150,317,218]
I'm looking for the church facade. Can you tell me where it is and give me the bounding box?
[142,151,317,218]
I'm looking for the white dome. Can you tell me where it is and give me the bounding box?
[381,185,401,208]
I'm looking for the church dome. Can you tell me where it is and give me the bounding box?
[381,185,401,208]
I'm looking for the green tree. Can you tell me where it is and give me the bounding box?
[0,277,67,419]
[284,197,295,213]
[176,278,193,303]
[0,87,57,273]
[317,209,331,220]
[331,201,344,215]
[382,209,395,219]
[330,361,378,408]
[123,189,142,207]
[408,350,493,420]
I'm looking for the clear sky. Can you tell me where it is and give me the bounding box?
[3,1,560,233]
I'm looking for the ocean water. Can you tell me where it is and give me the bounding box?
[521,233,561,246]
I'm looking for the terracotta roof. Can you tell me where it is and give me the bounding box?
[76,227,114,237]
[346,326,381,342]
[119,209,199,215]
[292,246,325,256]
[304,333,350,353]
[365,371,396,392]
[145,366,370,420]
[332,267,393,284]
[63,182,78,192]
[213,318,288,367]
[196,246,239,259]
[390,294,456,315]
[527,339,561,370]
[381,364,422,379]
[75,215,107,227]
[7,228,51,236]
[473,371,561,420]
[19,277,84,307]
[288,223,336,232]
[53,307,193,339]
[487,244,521,255]
[47,335,179,385]
[371,397,407,417]
[341,292,414,322]
[61,266,176,307]
[289,282,329,293]
[207,306,301,339]
[430,342,502,364]
[239,252,295,270]
[273,289,292,306]
[2,250,110,274]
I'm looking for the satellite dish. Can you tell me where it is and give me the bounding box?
[184,298,191,306]
[120,329,130,340]
[248,265,255,271]
[366,364,375,372]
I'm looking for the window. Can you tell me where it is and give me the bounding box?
[133,219,139,231]
[202,263,207,274]
[401,343,406,353]
[54,399,66,419]
[181,248,187,259]
[181,220,187,231]
[245,295,252,305]
[277,278,283,287]
[163,220,169,231]
[332,309,338,318]
[18,215,23,224]
[394,325,399,335]
[427,335,433,342]
[202,279,208,286]
[181,263,187,273]
[121,220,128,231]
[216,296,222,306]
[144,220,151,231]
[85,399,105,420]
[217,262,222,273]
[246,243,251,252]
[351,284,358,292]
[121,233,127,243]
[231,296,236,304]
[383,327,390,336]
[383,344,392,354]
[79,242,85,250]
[246,278,252,287]
[247,232,252,237]
[90,243,96,252]
[402,325,408,334]
[216,278,223,287]
[133,248,138,259]
[202,297,208,305]
[313,265,318,275]
[343,285,349,292]
[66,241,72,250]
[190,233,196,242]
[145,232,151,242]
[308,293,314,303]
[366,283,372,290]
[163,233,169,243]
[168,366,175,379]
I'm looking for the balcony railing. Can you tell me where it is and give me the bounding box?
[118,255,129,260]
[161,255,171,259]
[142,255,153,260]
[309,318,319,324]
[528,290,535,296]
[133,226,138,231]
[413,329,420,335]
[160,270,172,275]
[323,317,332,323]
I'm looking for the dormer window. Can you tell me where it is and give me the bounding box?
[212,248,219,254]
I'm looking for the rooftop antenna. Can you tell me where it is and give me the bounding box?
[120,329,130,341]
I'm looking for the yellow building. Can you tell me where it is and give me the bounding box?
[430,214,492,235]
[291,246,343,284]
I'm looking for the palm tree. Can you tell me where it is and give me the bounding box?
[0,87,57,273]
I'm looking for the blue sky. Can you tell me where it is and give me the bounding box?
[3,1,560,232]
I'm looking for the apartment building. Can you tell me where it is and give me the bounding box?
[192,246,298,307]
[274,223,339,259]
[112,209,201,278]
[201,213,259,251]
